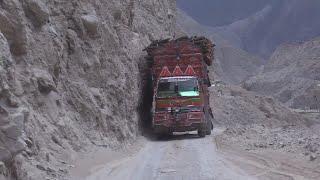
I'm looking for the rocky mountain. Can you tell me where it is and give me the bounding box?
[178,0,320,58]
[176,0,276,27]
[0,0,176,179]
[236,0,320,58]
[177,10,264,84]
[244,37,320,110]
[212,5,272,50]
[178,1,320,111]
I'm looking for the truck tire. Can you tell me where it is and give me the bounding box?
[206,127,212,135]
[207,120,213,135]
[198,128,206,138]
[205,118,212,135]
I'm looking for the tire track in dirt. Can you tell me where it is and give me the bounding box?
[71,129,254,180]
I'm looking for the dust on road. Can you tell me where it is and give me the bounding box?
[70,129,253,180]
[70,128,320,180]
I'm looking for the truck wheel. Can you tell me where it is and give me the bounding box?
[205,120,212,135]
[206,128,212,135]
[198,129,206,138]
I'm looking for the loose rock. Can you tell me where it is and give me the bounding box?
[81,15,99,36]
[310,154,317,161]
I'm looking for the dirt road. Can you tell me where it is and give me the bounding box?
[70,129,254,180]
[70,127,320,180]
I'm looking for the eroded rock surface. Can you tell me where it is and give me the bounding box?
[0,0,176,179]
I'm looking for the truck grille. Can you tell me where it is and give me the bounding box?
[171,112,187,121]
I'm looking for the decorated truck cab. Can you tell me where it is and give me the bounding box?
[144,37,215,137]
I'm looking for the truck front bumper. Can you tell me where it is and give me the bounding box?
[153,111,205,133]
[153,123,204,134]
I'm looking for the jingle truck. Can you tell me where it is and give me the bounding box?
[144,36,215,138]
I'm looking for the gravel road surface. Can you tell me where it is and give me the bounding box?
[71,129,254,180]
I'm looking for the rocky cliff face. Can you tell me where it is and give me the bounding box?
[0,1,176,179]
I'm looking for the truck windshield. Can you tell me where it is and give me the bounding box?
[157,77,199,98]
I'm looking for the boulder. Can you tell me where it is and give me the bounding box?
[37,77,56,94]
[66,29,77,54]
[23,0,50,27]
[81,15,99,36]
[33,69,57,94]
[310,154,317,161]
